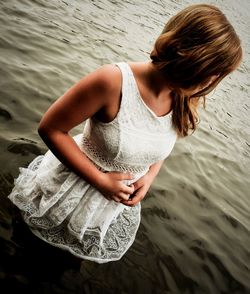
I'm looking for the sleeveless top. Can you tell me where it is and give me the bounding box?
[81,62,177,178]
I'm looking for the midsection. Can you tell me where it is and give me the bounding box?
[81,119,175,176]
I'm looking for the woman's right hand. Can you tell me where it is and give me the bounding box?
[96,172,135,202]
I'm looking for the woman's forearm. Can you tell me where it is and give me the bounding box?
[38,127,104,188]
[147,160,164,182]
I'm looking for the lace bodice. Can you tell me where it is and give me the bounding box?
[81,62,177,177]
[9,63,178,263]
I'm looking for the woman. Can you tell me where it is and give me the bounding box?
[8,4,242,263]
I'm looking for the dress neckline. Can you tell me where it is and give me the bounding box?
[126,62,172,120]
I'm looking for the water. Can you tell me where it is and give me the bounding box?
[0,0,250,293]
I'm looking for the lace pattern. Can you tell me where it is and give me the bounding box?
[9,154,141,263]
[81,62,177,174]
[81,136,149,175]
[8,62,177,263]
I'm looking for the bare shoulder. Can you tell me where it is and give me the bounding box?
[88,64,123,122]
[38,63,123,132]
[87,63,122,93]
[97,63,121,80]
[72,63,123,109]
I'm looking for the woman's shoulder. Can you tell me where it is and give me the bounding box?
[94,63,121,85]
[101,64,123,98]
[68,63,122,105]
[84,63,124,122]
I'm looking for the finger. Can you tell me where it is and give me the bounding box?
[121,199,135,207]
[132,180,144,191]
[118,173,134,181]
[132,182,139,191]
[112,195,121,203]
[122,184,134,195]
[121,200,131,207]
[121,194,137,206]
[108,172,134,182]
[127,191,145,206]
[118,192,130,201]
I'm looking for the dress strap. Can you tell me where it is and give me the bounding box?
[114,62,132,99]
[113,62,136,123]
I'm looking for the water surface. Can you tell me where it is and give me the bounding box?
[0,0,250,293]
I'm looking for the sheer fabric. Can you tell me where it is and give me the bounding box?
[8,62,177,263]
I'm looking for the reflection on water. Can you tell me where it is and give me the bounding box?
[0,0,250,293]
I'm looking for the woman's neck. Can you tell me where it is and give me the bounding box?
[128,61,173,116]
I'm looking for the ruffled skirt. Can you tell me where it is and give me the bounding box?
[8,135,141,263]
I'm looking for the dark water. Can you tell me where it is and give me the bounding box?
[0,0,250,293]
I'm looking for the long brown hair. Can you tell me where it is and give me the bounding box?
[150,4,242,137]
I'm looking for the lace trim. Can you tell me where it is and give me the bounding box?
[8,154,142,263]
[81,137,148,174]
[28,203,141,263]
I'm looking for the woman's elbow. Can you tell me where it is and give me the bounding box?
[38,122,67,141]
[37,121,53,140]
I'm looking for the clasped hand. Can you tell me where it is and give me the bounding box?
[97,171,152,207]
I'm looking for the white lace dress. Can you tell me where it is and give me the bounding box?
[8,62,177,263]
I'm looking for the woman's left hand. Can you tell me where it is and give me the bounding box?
[121,173,153,207]
[121,160,164,207]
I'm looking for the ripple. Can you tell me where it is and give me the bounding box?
[0,0,250,293]
[0,108,12,120]
[7,141,42,156]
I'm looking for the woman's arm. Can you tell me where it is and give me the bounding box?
[38,64,134,201]
[122,160,164,206]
